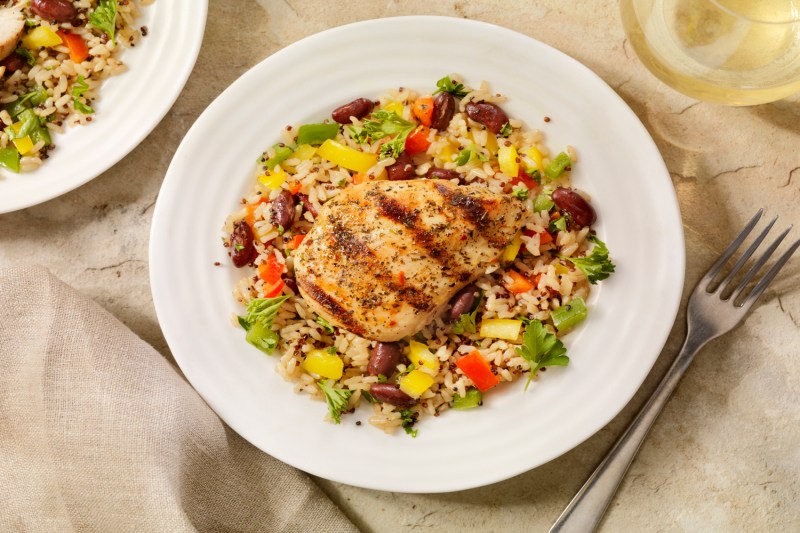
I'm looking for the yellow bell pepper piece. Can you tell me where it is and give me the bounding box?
[258,167,287,190]
[302,349,344,380]
[317,139,377,173]
[407,340,440,374]
[291,144,316,161]
[498,145,519,177]
[438,141,455,163]
[22,27,63,49]
[479,318,523,341]
[382,100,404,115]
[501,235,523,263]
[526,146,544,172]
[399,369,435,399]
[485,131,498,156]
[12,136,33,155]
[555,263,570,275]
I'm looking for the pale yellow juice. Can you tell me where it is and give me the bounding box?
[621,0,800,105]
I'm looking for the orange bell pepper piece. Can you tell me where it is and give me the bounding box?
[412,96,434,126]
[57,31,89,63]
[456,351,499,392]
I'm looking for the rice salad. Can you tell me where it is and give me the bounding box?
[223,75,615,436]
[0,0,152,174]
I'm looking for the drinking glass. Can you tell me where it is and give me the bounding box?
[620,0,800,105]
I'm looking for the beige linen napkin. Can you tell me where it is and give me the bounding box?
[0,266,357,533]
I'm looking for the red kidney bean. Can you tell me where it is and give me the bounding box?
[552,187,596,227]
[430,92,455,131]
[0,54,26,76]
[331,98,374,124]
[465,101,509,135]
[448,283,478,321]
[426,167,462,181]
[270,190,295,230]
[368,342,404,377]
[230,220,257,268]
[369,383,417,407]
[31,0,77,22]
[386,152,416,181]
[296,193,318,218]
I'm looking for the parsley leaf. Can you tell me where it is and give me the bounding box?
[399,408,419,437]
[499,122,513,138]
[454,145,488,166]
[549,216,567,234]
[433,75,469,98]
[560,235,615,284]
[72,77,94,114]
[316,315,335,334]
[89,0,118,44]
[15,47,35,66]
[511,187,529,201]
[326,346,338,355]
[73,99,94,115]
[238,295,290,354]
[349,110,415,159]
[317,380,352,424]
[516,320,569,391]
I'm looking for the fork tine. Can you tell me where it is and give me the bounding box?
[738,238,800,309]
[729,225,791,302]
[704,209,763,288]
[718,216,777,297]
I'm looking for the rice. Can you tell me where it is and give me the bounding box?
[224,75,606,436]
[0,0,152,173]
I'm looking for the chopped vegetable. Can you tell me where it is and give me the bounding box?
[501,235,523,263]
[452,388,482,410]
[0,148,21,173]
[399,369,435,399]
[538,229,554,245]
[258,167,288,190]
[317,139,377,173]
[516,320,569,390]
[412,96,434,126]
[498,145,519,177]
[503,270,533,294]
[72,75,94,114]
[499,122,513,138]
[315,315,335,334]
[404,125,431,156]
[479,318,523,340]
[11,135,33,155]
[257,254,284,297]
[237,295,290,354]
[5,88,48,120]
[544,152,571,180]
[263,144,293,169]
[290,144,316,161]
[382,100,404,115]
[286,233,305,250]
[350,110,416,159]
[454,145,488,166]
[533,193,555,213]
[303,349,344,380]
[296,123,339,146]
[526,146,544,172]
[15,47,36,66]
[399,408,418,437]
[510,168,538,190]
[407,340,440,374]
[22,27,62,49]
[551,297,588,331]
[317,380,352,424]
[511,187,528,201]
[57,31,89,63]
[89,0,118,44]
[455,351,499,392]
[560,235,615,284]
[6,109,51,148]
[549,216,567,234]
[452,289,482,335]
[433,75,469,98]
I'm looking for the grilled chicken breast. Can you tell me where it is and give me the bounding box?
[294,179,527,341]
[0,9,24,63]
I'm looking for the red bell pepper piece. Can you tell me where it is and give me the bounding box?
[405,125,431,156]
[456,351,500,392]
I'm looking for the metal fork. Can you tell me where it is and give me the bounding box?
[550,209,800,533]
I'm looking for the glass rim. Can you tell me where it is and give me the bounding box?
[709,0,800,24]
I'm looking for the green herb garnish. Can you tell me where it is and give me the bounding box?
[511,187,529,201]
[89,0,118,44]
[350,110,415,159]
[499,122,513,138]
[317,379,353,424]
[560,235,615,284]
[399,408,419,437]
[433,75,469,98]
[516,320,569,391]
[237,295,290,354]
[316,315,335,334]
[15,47,35,66]
[549,216,567,234]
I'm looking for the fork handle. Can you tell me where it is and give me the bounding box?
[549,333,708,533]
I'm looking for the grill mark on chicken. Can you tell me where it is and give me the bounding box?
[434,182,490,229]
[296,275,367,336]
[328,219,434,312]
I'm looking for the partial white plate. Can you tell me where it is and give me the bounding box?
[150,16,684,493]
[0,0,207,214]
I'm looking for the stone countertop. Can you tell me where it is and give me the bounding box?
[2,0,799,531]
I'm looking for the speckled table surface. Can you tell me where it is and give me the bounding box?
[2,1,799,531]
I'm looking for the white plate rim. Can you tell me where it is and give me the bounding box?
[150,15,685,493]
[0,0,208,214]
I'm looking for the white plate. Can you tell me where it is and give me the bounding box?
[0,0,207,214]
[150,16,684,493]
